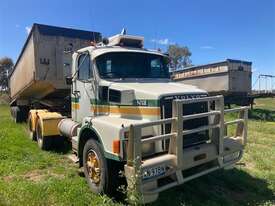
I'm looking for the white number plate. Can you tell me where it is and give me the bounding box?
[142,165,166,180]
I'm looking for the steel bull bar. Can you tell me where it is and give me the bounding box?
[124,95,248,203]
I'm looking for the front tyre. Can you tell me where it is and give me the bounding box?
[83,139,112,194]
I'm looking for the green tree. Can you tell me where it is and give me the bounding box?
[0,57,14,91]
[168,44,192,71]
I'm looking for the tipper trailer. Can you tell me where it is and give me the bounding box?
[10,23,248,203]
[9,23,101,121]
[171,59,253,107]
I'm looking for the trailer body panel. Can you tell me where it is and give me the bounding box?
[10,34,36,101]
[9,23,101,104]
[172,59,252,95]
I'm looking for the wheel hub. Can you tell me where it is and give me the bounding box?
[86,150,101,185]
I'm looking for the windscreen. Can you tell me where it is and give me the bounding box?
[96,52,170,79]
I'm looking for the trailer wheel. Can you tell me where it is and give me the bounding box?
[20,106,29,122]
[36,121,52,150]
[11,106,22,123]
[83,139,113,194]
[10,107,14,117]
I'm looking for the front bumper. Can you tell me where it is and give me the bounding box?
[124,96,248,204]
[125,136,244,203]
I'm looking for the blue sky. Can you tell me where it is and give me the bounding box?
[0,0,274,86]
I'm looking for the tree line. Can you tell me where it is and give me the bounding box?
[167,44,192,71]
[0,57,13,91]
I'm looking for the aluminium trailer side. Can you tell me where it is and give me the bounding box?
[171,59,253,106]
[9,23,101,121]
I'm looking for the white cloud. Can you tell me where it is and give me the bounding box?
[200,45,215,50]
[25,26,31,34]
[151,38,174,45]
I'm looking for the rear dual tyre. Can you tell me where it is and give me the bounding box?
[35,120,64,150]
[11,106,29,123]
[27,115,36,141]
[11,106,22,123]
[36,120,52,150]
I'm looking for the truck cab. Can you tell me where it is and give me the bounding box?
[66,34,248,203]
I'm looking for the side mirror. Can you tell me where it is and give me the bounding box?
[66,76,73,85]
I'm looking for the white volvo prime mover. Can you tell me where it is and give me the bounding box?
[10,23,248,203]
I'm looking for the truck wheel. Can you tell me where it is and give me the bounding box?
[27,116,36,141]
[10,107,14,118]
[83,139,113,194]
[20,106,29,122]
[11,106,22,123]
[36,121,52,150]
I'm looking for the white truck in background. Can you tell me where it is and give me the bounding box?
[9,23,248,203]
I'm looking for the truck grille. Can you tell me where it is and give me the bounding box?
[160,94,209,148]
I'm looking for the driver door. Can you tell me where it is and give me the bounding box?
[72,52,95,122]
